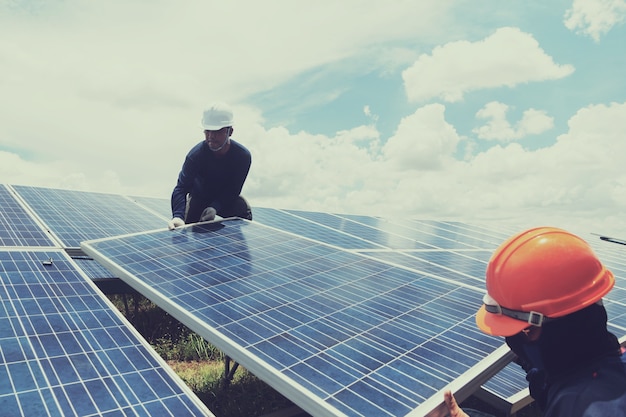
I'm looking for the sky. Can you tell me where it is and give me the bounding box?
[2,0,626,238]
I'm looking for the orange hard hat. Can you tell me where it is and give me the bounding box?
[476,227,614,336]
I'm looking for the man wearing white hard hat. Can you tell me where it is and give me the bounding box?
[168,102,252,229]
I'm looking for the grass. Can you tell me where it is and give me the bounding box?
[107,294,542,417]
[107,294,296,417]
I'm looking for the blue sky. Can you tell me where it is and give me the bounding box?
[1,0,625,236]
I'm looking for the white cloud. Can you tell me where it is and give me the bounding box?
[473,101,554,142]
[1,1,625,239]
[382,104,460,170]
[564,0,626,41]
[402,27,575,102]
[244,100,626,237]
[0,0,454,198]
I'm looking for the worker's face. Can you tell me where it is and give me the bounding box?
[204,127,232,152]
[505,326,543,371]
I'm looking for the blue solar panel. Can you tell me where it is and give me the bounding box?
[284,209,436,250]
[12,186,167,248]
[0,186,56,247]
[0,249,212,416]
[129,196,171,220]
[587,239,626,334]
[82,219,510,417]
[477,362,531,413]
[252,207,390,250]
[359,250,493,288]
[72,257,118,279]
[260,208,504,251]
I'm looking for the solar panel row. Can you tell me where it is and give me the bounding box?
[0,249,211,416]
[4,184,625,417]
[82,219,512,417]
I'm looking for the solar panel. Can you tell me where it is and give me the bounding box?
[252,207,390,250]
[12,186,167,248]
[283,209,437,250]
[588,239,626,333]
[0,249,212,416]
[358,250,493,288]
[475,362,531,414]
[82,218,512,417]
[259,208,507,251]
[129,196,171,220]
[0,185,56,247]
[72,257,118,280]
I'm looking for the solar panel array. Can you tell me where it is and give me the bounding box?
[81,218,513,416]
[0,185,212,416]
[4,183,625,417]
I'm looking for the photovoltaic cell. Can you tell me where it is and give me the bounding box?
[82,219,510,417]
[0,186,55,247]
[12,185,167,248]
[0,249,212,416]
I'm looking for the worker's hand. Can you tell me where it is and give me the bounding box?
[200,207,216,222]
[168,217,185,230]
[444,390,469,417]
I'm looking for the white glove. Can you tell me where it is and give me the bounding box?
[168,217,185,230]
[200,207,216,222]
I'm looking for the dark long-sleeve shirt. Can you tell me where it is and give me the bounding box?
[171,139,251,222]
[543,352,626,416]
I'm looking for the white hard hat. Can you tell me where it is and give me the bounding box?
[201,102,234,130]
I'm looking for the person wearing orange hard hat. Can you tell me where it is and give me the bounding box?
[445,227,626,417]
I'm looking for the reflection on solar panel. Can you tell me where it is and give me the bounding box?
[82,219,512,417]
[129,195,171,220]
[0,185,55,247]
[253,207,387,250]
[358,250,492,288]
[0,249,212,416]
[12,185,167,248]
[257,207,510,251]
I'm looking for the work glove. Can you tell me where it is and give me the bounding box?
[200,207,217,222]
[168,217,185,230]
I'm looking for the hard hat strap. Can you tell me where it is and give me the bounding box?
[483,294,556,327]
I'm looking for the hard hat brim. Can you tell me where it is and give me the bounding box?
[202,123,231,131]
[476,304,530,337]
